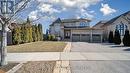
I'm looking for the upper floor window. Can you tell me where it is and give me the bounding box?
[116,22,128,36]
[80,22,89,27]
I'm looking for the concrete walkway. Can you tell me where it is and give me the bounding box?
[7,52,130,62]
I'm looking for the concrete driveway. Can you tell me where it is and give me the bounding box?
[71,42,130,53]
[70,42,130,73]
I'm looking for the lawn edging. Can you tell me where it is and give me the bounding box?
[53,42,72,73]
[6,62,27,73]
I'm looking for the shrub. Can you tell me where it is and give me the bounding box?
[108,31,114,43]
[114,29,121,45]
[47,34,57,41]
[123,29,130,46]
[51,35,56,41]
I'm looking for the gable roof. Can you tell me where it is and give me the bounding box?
[54,18,61,23]
[50,18,61,26]
[102,11,130,27]
[93,20,108,28]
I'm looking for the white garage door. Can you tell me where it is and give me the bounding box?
[92,34,101,43]
[81,34,90,42]
[72,34,80,42]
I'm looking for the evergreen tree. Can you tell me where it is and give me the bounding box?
[123,29,130,46]
[108,31,114,43]
[27,17,30,24]
[12,27,21,45]
[24,26,29,43]
[28,26,33,42]
[114,29,121,45]
[20,25,25,43]
[38,24,43,41]
[32,25,37,42]
[35,25,40,41]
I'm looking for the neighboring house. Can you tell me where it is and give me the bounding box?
[94,11,130,42]
[49,18,103,42]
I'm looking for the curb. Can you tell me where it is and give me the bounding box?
[6,62,27,73]
[53,42,72,73]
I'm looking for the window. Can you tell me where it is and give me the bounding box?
[116,22,128,36]
[80,22,89,27]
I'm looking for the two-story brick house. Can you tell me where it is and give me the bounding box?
[49,11,130,43]
[49,18,103,42]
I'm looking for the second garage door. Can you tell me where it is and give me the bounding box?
[72,34,80,42]
[81,34,90,42]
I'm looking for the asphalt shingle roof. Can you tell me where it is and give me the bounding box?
[102,11,130,27]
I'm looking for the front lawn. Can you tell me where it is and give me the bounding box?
[7,41,66,53]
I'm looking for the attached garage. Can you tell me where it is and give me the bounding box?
[92,34,102,43]
[72,34,90,42]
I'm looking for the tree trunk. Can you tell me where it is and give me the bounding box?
[0,24,7,66]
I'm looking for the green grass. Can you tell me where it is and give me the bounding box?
[7,41,67,53]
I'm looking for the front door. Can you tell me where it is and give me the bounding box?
[64,30,71,39]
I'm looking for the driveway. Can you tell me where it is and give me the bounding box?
[71,42,130,53]
[70,42,130,73]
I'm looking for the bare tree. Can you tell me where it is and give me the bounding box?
[0,0,31,66]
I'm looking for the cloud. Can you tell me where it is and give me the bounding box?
[100,3,116,16]
[28,0,102,21]
[28,10,38,20]
[38,3,61,14]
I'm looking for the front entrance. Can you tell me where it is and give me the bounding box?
[64,30,71,39]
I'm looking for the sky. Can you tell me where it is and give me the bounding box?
[18,0,130,33]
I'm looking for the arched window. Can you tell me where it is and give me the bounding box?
[116,22,128,36]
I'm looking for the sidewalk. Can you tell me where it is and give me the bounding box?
[7,52,130,62]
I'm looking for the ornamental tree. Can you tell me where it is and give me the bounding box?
[114,29,121,45]
[108,31,114,43]
[123,29,130,46]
